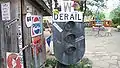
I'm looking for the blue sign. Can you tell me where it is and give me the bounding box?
[31,16,42,37]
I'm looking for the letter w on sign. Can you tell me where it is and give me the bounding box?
[61,1,74,12]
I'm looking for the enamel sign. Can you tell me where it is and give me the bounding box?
[31,16,42,37]
[25,13,32,27]
[1,2,11,21]
[6,52,23,68]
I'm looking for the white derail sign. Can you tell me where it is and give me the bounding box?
[53,1,83,22]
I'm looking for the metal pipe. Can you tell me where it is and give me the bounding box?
[21,0,26,67]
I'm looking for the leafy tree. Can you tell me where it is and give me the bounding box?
[93,12,105,20]
[110,6,120,19]
[110,6,120,25]
[99,12,105,20]
[85,7,93,16]
[87,0,106,9]
[84,0,106,18]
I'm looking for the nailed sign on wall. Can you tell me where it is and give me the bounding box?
[1,2,11,21]
[6,52,23,68]
[31,16,42,37]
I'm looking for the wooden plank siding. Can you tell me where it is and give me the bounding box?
[0,0,52,68]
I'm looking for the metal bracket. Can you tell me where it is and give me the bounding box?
[4,18,19,28]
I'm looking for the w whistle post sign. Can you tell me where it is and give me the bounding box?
[31,16,42,37]
[6,52,23,68]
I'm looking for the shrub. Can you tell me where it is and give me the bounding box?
[69,57,92,68]
[111,23,118,28]
[45,58,57,68]
[45,57,92,68]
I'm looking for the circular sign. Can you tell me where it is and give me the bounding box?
[7,53,22,68]
[25,13,32,27]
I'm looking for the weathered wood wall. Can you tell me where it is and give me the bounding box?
[0,0,19,68]
[24,1,46,67]
[0,0,50,68]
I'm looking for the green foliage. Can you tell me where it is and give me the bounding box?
[85,7,93,16]
[112,18,120,25]
[45,57,92,68]
[98,12,105,20]
[111,23,118,28]
[110,6,120,25]
[110,6,120,19]
[92,12,105,20]
[87,0,106,8]
[85,0,106,17]
[69,58,92,68]
[45,58,57,68]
